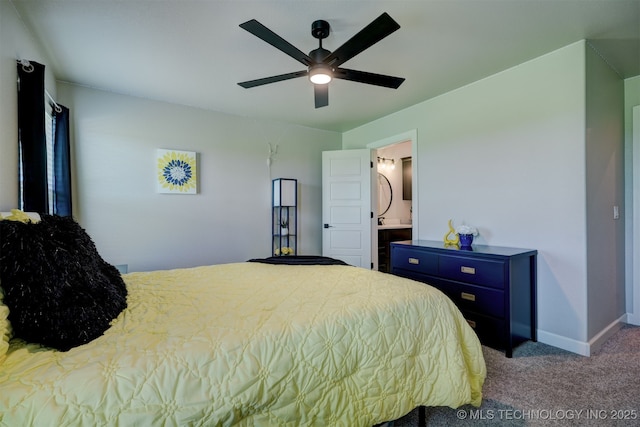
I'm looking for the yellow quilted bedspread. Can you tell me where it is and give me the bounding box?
[0,263,485,426]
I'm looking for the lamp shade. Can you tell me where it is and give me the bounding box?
[273,178,297,207]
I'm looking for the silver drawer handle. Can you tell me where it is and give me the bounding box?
[461,292,476,302]
[461,266,476,274]
[408,257,419,265]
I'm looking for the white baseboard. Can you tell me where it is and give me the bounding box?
[587,315,625,354]
[537,316,625,356]
[626,312,640,326]
[537,330,590,356]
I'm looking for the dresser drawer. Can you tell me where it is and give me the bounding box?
[438,256,505,289]
[431,281,505,318]
[461,311,505,348]
[391,247,438,275]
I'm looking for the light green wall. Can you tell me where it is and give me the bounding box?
[343,41,596,352]
[625,76,640,123]
[585,43,625,339]
[57,83,341,271]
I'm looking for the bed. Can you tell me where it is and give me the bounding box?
[0,212,485,426]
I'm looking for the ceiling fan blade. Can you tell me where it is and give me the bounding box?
[314,84,328,108]
[240,19,312,66]
[334,68,405,89]
[238,70,308,88]
[323,13,400,68]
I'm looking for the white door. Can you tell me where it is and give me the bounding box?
[322,149,373,268]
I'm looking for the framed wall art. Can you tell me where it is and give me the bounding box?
[156,149,198,194]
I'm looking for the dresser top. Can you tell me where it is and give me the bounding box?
[392,240,537,258]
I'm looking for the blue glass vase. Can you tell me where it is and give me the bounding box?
[459,234,474,247]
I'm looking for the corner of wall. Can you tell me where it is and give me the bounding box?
[584,40,626,340]
[538,314,624,357]
[537,329,591,356]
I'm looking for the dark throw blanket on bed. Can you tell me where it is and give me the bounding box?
[0,214,127,351]
[248,256,349,266]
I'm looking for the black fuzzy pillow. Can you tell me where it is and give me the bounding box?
[0,214,127,351]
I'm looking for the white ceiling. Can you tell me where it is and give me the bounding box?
[11,0,640,132]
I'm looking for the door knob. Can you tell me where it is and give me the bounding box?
[324,224,334,228]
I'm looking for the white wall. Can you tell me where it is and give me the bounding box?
[1,0,341,272]
[343,41,597,353]
[56,84,341,272]
[0,0,57,210]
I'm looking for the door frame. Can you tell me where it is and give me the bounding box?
[629,106,640,325]
[367,129,418,270]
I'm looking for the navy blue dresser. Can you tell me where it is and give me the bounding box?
[390,240,537,357]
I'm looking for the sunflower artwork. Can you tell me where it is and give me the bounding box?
[157,149,197,194]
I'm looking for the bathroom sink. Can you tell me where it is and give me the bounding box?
[378,224,412,230]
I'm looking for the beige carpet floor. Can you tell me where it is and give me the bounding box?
[393,324,640,426]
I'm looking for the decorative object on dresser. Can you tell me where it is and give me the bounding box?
[443,219,460,246]
[456,224,479,249]
[272,178,297,256]
[458,233,474,248]
[391,240,537,357]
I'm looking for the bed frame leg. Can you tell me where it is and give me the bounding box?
[418,406,426,426]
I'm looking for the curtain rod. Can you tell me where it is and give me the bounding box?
[17,58,62,113]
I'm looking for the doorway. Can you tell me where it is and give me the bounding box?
[367,130,417,271]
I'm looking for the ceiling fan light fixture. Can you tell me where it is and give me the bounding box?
[238,13,404,106]
[309,64,332,84]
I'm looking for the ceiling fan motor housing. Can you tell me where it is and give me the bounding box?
[311,20,330,40]
[310,47,331,63]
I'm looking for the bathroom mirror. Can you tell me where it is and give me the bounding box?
[378,173,393,217]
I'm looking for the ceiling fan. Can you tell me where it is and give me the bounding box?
[237,12,405,108]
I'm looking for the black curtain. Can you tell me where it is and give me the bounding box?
[52,105,72,216]
[17,60,47,212]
